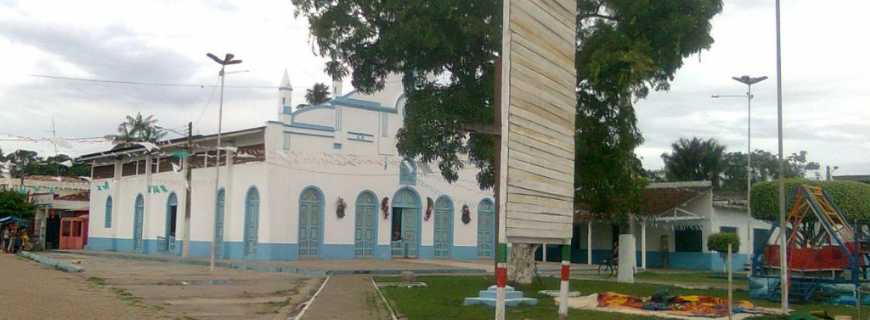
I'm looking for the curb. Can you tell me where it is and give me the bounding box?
[52,250,487,276]
[18,251,84,273]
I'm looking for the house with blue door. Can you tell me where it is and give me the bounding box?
[538,181,771,272]
[79,72,496,261]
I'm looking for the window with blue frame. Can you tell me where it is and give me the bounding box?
[720,226,738,234]
[104,196,113,228]
[399,159,416,185]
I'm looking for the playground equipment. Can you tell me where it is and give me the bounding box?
[750,185,870,304]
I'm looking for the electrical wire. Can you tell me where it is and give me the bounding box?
[30,74,279,89]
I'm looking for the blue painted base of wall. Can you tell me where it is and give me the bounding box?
[88,237,488,262]
[533,246,749,272]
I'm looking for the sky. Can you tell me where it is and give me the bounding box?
[0,0,867,175]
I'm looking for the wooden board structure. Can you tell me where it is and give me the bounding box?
[498,0,576,244]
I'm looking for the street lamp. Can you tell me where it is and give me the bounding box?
[774,0,788,312]
[206,52,242,272]
[714,75,767,267]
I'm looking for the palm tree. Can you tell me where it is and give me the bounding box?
[107,113,166,148]
[661,137,726,188]
[304,83,331,106]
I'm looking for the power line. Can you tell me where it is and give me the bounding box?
[30,74,279,89]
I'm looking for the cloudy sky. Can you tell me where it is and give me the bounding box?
[1,0,867,175]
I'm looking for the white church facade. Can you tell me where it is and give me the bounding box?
[80,73,495,261]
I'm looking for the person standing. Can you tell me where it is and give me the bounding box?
[6,225,18,253]
[1,225,9,253]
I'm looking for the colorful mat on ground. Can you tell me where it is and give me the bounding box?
[597,292,754,318]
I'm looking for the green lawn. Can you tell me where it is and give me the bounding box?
[375,276,861,320]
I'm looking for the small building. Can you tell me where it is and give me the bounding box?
[79,73,495,261]
[542,181,770,271]
[0,175,90,251]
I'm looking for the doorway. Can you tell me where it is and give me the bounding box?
[164,193,178,252]
[390,188,420,258]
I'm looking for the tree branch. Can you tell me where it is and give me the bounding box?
[580,13,617,21]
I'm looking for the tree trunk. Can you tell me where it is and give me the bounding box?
[508,243,539,284]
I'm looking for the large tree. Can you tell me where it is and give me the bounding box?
[293,0,722,282]
[661,137,726,188]
[305,82,332,105]
[107,113,166,148]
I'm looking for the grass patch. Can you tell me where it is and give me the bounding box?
[375,276,861,320]
[87,276,107,287]
[634,271,748,287]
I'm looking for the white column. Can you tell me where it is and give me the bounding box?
[641,222,647,270]
[542,243,547,262]
[587,221,592,265]
[144,156,152,251]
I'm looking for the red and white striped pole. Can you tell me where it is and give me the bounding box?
[559,244,571,319]
[495,243,508,320]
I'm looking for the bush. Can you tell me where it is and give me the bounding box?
[707,232,740,253]
[750,179,870,222]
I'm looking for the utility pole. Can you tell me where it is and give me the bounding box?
[182,122,193,257]
[206,53,242,271]
[775,0,789,313]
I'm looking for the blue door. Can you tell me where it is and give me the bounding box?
[298,188,323,258]
[164,193,178,252]
[243,187,260,258]
[354,191,377,257]
[434,196,453,258]
[391,188,420,258]
[133,194,144,251]
[214,189,225,259]
[477,199,495,258]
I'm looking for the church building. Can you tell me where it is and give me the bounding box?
[79,72,495,261]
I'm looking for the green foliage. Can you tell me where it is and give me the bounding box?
[292,0,723,222]
[661,137,726,189]
[0,190,35,218]
[721,150,821,193]
[707,232,740,253]
[750,179,870,221]
[106,113,166,148]
[305,82,331,105]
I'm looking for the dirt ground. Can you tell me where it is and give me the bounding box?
[32,252,323,319]
[0,253,155,319]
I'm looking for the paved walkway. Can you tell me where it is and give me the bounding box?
[0,254,156,319]
[303,276,391,320]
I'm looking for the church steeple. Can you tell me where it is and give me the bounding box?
[279,69,293,123]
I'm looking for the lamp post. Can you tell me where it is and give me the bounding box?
[774,0,788,313]
[206,52,242,272]
[715,75,767,265]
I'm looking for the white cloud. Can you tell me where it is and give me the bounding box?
[636,0,870,175]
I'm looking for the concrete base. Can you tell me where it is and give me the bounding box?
[463,285,538,307]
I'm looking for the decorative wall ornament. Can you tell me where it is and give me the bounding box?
[461,204,471,224]
[424,197,434,221]
[336,197,347,219]
[381,197,390,220]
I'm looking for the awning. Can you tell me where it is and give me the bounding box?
[0,216,30,227]
[642,208,706,230]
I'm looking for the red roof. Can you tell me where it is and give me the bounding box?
[575,181,710,222]
[56,191,90,202]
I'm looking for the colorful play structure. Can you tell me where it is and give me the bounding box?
[750,185,870,304]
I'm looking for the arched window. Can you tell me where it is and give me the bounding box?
[243,187,260,258]
[399,159,417,185]
[104,196,113,228]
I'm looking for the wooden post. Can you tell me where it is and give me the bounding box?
[728,243,733,320]
[559,244,571,319]
[182,122,193,257]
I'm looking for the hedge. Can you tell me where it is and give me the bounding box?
[707,232,740,253]
[750,179,870,222]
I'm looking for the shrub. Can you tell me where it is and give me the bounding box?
[707,232,740,253]
[750,179,870,222]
